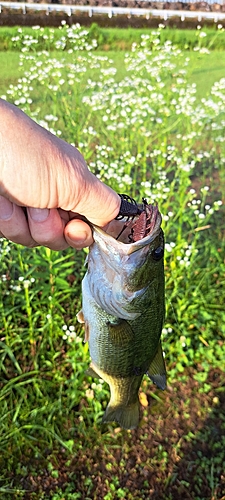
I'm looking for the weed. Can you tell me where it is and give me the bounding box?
[0,23,224,500]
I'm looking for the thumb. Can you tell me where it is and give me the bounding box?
[64,176,121,249]
[71,173,121,227]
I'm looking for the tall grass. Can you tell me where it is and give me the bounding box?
[0,23,224,473]
[1,23,225,51]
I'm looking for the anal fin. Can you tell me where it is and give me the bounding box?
[147,341,167,390]
[86,363,100,379]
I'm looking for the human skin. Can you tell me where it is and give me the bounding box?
[0,99,120,250]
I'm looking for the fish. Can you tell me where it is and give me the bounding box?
[77,201,166,430]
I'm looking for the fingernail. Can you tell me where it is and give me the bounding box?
[28,208,50,222]
[0,196,13,220]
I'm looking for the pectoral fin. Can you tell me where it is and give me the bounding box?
[77,310,89,342]
[147,342,167,390]
[107,319,134,346]
[77,310,84,324]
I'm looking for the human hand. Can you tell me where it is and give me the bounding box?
[0,99,120,250]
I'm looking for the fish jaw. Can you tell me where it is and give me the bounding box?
[92,207,162,256]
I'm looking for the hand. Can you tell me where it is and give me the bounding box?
[0,99,120,250]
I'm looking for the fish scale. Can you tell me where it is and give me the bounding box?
[77,203,166,430]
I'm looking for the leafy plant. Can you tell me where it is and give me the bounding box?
[0,24,224,500]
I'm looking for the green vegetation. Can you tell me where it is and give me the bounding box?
[1,24,225,99]
[92,24,225,51]
[0,24,224,499]
[0,52,21,94]
[1,24,225,51]
[2,49,225,102]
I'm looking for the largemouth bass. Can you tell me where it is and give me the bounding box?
[77,201,166,430]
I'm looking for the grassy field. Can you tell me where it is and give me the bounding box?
[0,24,225,500]
[1,49,225,101]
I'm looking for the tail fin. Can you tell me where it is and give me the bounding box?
[102,401,140,430]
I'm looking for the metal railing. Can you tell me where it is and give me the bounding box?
[1,2,225,22]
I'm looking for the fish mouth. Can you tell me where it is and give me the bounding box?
[92,203,162,255]
[115,203,160,244]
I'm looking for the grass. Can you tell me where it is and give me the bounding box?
[0,52,21,93]
[0,24,224,499]
[186,51,225,98]
[2,50,225,101]
[1,24,225,51]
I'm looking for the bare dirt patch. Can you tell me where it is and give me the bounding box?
[10,367,225,500]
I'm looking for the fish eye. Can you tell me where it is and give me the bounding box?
[152,246,164,261]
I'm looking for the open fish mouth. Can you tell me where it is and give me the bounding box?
[114,194,161,242]
[115,202,160,244]
[93,198,162,255]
